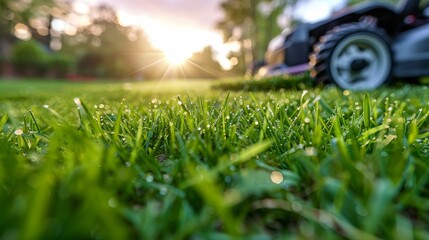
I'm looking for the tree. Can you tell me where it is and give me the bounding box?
[185,46,224,79]
[11,39,49,75]
[59,4,164,80]
[0,0,56,43]
[217,0,297,73]
[0,0,54,64]
[0,0,78,77]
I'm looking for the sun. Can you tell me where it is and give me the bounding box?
[116,12,240,70]
[164,50,191,65]
[138,16,220,66]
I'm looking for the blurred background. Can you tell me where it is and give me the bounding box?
[0,0,399,81]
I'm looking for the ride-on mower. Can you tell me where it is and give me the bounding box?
[251,0,429,90]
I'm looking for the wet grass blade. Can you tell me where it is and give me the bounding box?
[1,80,429,239]
[0,114,8,130]
[363,93,371,129]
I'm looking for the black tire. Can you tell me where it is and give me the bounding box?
[310,22,393,90]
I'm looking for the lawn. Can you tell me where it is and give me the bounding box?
[1,78,429,239]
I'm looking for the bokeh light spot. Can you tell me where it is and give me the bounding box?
[270,171,284,184]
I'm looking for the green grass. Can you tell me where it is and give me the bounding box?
[1,78,429,239]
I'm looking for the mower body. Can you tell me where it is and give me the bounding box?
[253,0,429,89]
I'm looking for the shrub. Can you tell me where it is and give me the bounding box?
[213,73,314,91]
[49,52,75,77]
[11,40,49,74]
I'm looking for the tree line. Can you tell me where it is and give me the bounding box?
[0,0,226,80]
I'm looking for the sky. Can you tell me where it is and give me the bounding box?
[295,0,346,22]
[86,0,224,29]
[80,0,347,68]
[85,0,347,27]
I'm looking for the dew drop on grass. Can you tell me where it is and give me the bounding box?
[304,118,310,124]
[43,104,49,109]
[160,187,167,195]
[14,129,23,136]
[163,174,171,182]
[146,174,154,183]
[73,97,81,105]
[301,90,308,97]
[270,171,283,184]
[355,205,368,216]
[305,147,318,157]
[29,154,40,163]
[225,176,232,183]
[108,198,117,208]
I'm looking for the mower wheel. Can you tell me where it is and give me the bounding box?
[310,23,393,90]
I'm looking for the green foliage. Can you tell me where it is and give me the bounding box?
[1,79,429,239]
[214,73,314,91]
[11,41,75,77]
[217,0,296,71]
[49,52,75,77]
[186,47,225,79]
[11,40,49,72]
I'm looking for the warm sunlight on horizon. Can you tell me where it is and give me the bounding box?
[139,16,214,65]
[117,12,238,69]
[165,52,189,65]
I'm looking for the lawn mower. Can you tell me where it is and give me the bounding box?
[250,0,429,90]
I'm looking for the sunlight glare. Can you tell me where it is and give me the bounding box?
[14,23,31,40]
[72,1,90,15]
[117,11,138,27]
[115,12,241,69]
[139,16,223,65]
[165,50,190,65]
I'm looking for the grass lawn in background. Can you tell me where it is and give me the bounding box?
[0,78,429,239]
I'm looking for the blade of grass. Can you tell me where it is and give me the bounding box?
[0,114,8,130]
[363,93,371,130]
